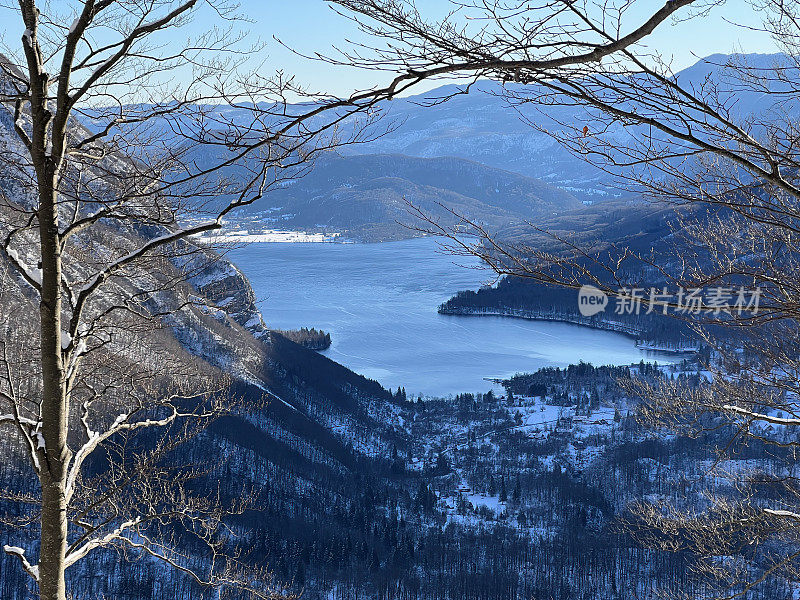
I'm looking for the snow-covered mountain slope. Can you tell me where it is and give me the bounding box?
[186,151,581,241]
[79,53,795,240]
[92,52,798,215]
[0,87,412,598]
[342,79,609,201]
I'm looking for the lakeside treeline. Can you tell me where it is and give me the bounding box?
[273,327,332,350]
[439,277,698,346]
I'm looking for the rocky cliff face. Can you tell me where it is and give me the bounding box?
[181,246,269,337]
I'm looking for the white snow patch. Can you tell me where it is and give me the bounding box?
[249,381,300,413]
[6,247,42,285]
[197,229,340,244]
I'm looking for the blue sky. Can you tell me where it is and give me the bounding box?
[1,1,781,98]
[254,0,779,97]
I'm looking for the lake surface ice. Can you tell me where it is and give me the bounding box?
[230,237,673,397]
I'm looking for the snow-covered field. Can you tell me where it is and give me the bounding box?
[196,229,341,243]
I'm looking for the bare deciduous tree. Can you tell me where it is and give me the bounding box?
[0,1,395,599]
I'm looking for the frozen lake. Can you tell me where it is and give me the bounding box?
[230,237,669,397]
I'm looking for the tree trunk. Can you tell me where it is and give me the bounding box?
[22,5,72,595]
[38,476,67,600]
[37,174,69,600]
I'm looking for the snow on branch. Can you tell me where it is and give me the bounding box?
[723,404,800,426]
[2,246,42,293]
[0,412,43,473]
[0,413,39,429]
[3,545,39,581]
[64,517,141,568]
[763,508,800,520]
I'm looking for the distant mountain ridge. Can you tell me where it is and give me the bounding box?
[193,150,581,241]
[81,53,794,240]
[344,52,796,201]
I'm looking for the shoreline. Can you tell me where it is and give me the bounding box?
[438,305,644,338]
[197,229,343,244]
[439,306,700,355]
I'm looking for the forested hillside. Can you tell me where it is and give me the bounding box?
[182,151,581,242]
[4,329,790,599]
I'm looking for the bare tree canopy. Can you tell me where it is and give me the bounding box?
[324,0,703,95]
[325,0,800,596]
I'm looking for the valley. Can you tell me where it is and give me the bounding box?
[0,13,795,596]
